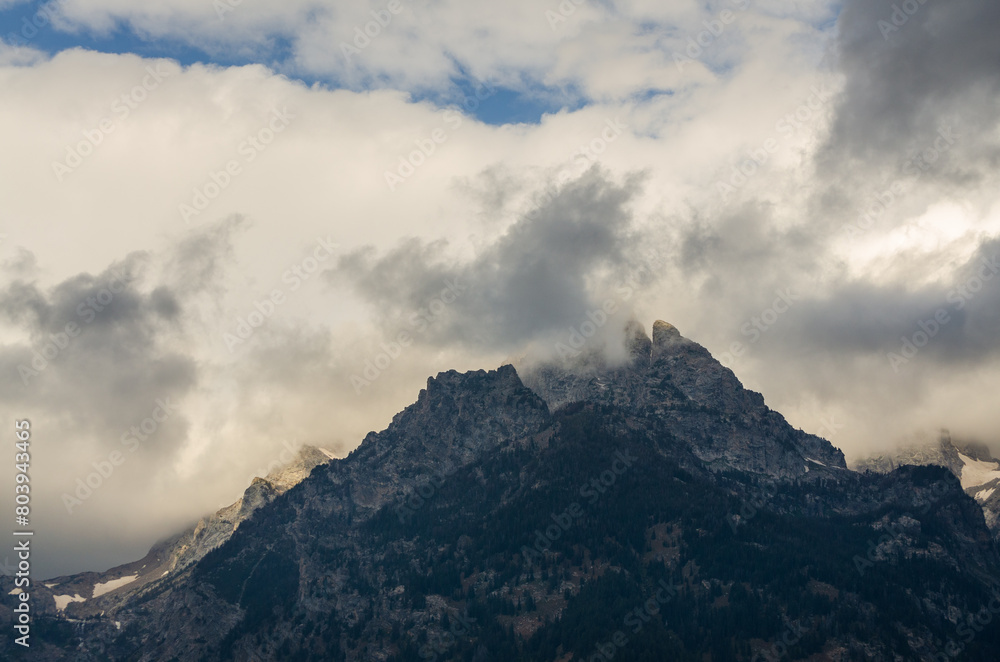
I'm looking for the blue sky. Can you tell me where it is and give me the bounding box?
[4,0,1000,578]
[0,1,577,125]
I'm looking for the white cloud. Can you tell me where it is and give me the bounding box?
[38,0,834,101]
[0,0,998,579]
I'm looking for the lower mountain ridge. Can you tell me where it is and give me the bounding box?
[857,431,1000,542]
[4,321,1000,661]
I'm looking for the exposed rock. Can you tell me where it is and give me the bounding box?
[518,319,846,479]
[8,320,999,662]
[856,430,1000,540]
[35,444,335,619]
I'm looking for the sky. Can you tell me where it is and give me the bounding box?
[0,0,998,578]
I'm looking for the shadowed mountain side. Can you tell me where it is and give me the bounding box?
[5,321,999,661]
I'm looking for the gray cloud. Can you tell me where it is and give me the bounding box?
[0,251,193,440]
[330,168,656,351]
[822,0,1000,181]
[760,238,1000,366]
[0,220,257,576]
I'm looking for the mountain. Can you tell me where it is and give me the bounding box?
[4,321,1000,661]
[17,445,335,622]
[518,319,846,480]
[856,431,1000,538]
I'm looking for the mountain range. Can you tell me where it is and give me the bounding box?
[856,431,1000,541]
[4,320,999,661]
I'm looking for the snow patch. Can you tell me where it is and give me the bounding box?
[319,448,338,460]
[8,588,22,595]
[805,457,826,467]
[976,487,996,502]
[44,583,57,589]
[92,575,137,598]
[53,594,86,611]
[957,453,1000,490]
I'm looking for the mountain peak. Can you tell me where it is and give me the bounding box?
[518,316,846,477]
[625,317,653,360]
[652,319,682,345]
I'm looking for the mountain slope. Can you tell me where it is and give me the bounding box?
[17,445,335,623]
[5,321,1000,661]
[857,431,1000,538]
[519,320,846,479]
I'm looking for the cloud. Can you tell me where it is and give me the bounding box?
[28,0,830,102]
[774,239,1000,365]
[329,168,654,352]
[0,218,318,575]
[821,0,1000,182]
[0,248,197,572]
[1,0,998,579]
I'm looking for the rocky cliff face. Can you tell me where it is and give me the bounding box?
[5,320,999,661]
[857,431,1000,539]
[338,364,553,518]
[519,320,846,479]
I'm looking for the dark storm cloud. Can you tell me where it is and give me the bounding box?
[0,250,194,447]
[751,237,1000,368]
[822,0,1000,179]
[0,218,266,576]
[330,169,654,350]
[677,201,821,300]
[0,217,247,456]
[671,194,1000,392]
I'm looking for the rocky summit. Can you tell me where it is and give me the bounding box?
[3,321,1000,661]
[519,320,846,480]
